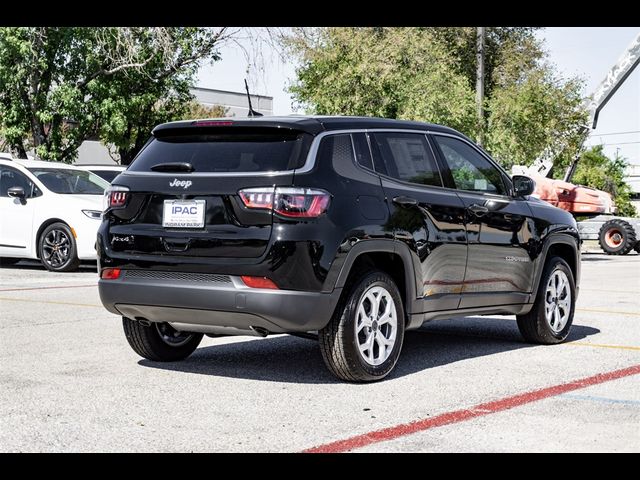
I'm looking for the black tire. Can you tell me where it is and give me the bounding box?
[319,270,405,382]
[0,257,21,266]
[598,219,636,255]
[122,317,203,362]
[517,257,575,344]
[38,222,80,272]
[634,241,640,254]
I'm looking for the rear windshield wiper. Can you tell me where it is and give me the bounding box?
[150,162,195,173]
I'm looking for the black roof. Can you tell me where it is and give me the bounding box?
[152,115,463,137]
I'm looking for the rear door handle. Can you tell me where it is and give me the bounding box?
[393,196,418,207]
[468,204,489,216]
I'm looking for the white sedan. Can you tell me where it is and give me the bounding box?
[0,157,109,271]
[74,164,126,183]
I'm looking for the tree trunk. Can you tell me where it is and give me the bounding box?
[15,142,28,159]
[476,26,486,147]
[31,120,47,150]
[119,148,134,166]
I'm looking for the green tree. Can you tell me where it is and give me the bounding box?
[285,27,587,172]
[428,27,542,101]
[0,28,101,160]
[288,28,476,135]
[572,145,637,217]
[485,68,586,170]
[181,101,230,120]
[0,27,229,164]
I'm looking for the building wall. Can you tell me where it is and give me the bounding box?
[76,140,118,165]
[75,87,274,165]
[191,87,273,117]
[625,164,640,195]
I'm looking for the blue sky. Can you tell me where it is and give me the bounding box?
[197,27,640,165]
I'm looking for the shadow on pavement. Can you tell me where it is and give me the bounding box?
[0,259,96,272]
[581,256,614,262]
[139,316,600,384]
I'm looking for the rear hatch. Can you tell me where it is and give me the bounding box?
[105,124,314,259]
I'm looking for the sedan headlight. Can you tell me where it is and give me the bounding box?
[82,209,102,219]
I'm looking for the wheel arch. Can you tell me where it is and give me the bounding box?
[35,218,70,259]
[530,234,580,305]
[332,240,421,323]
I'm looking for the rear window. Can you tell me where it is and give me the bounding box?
[129,129,313,173]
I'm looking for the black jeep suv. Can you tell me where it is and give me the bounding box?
[98,116,580,382]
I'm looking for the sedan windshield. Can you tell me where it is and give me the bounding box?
[89,169,123,183]
[28,168,109,195]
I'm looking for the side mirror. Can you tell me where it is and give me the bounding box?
[7,186,26,199]
[512,175,535,197]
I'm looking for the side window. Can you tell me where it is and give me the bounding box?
[316,134,355,168]
[0,166,38,198]
[351,133,373,170]
[369,132,442,187]
[433,135,506,195]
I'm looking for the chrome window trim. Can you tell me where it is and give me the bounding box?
[296,128,441,175]
[349,133,359,168]
[119,128,471,179]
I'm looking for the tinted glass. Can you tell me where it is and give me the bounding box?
[433,135,506,195]
[317,134,355,168]
[370,133,442,187]
[91,170,122,183]
[0,167,37,197]
[128,130,312,173]
[28,168,109,195]
[352,133,373,170]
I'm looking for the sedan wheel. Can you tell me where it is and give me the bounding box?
[38,222,80,272]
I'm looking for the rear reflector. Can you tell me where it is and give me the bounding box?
[240,276,279,289]
[101,268,122,280]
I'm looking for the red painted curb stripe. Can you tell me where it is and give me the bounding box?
[0,284,95,292]
[304,364,640,453]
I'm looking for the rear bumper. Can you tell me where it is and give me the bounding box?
[98,272,342,334]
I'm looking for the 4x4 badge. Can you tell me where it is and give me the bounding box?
[169,179,192,189]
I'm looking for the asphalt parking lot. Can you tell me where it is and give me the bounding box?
[1,251,639,452]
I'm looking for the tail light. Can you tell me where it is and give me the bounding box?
[239,188,274,210]
[239,187,331,218]
[103,186,130,211]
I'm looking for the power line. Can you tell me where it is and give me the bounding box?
[590,130,640,136]
[585,141,640,146]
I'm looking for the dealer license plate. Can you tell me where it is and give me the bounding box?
[162,200,206,228]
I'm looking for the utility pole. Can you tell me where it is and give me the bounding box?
[476,26,486,147]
